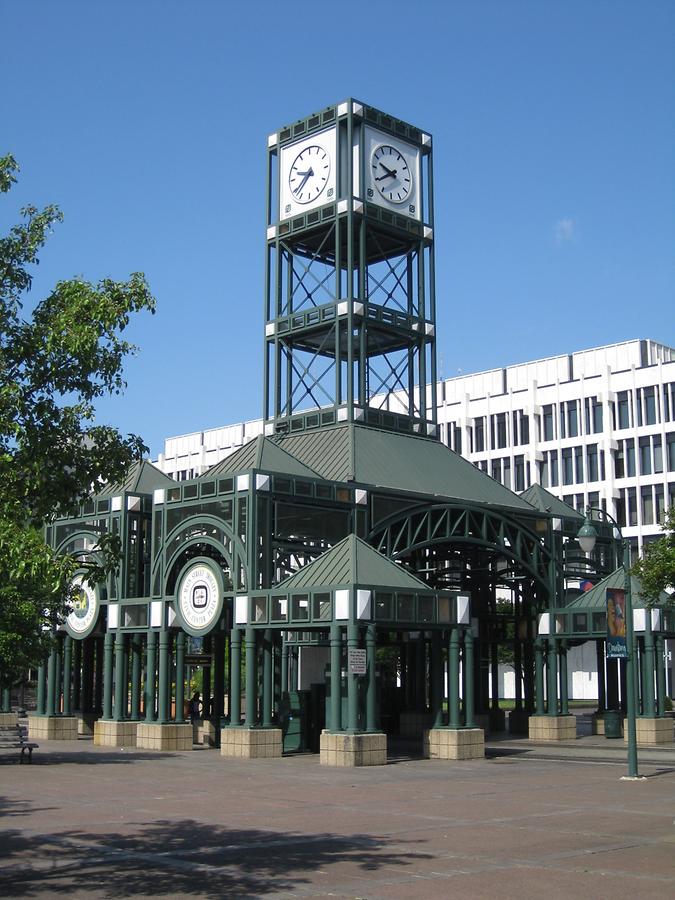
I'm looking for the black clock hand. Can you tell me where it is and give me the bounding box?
[293,167,314,194]
[375,170,397,182]
[378,162,397,177]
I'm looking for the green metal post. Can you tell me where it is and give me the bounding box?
[36,660,46,716]
[145,631,157,721]
[103,632,114,720]
[81,639,93,714]
[430,630,443,728]
[54,636,62,714]
[534,638,545,716]
[546,638,558,716]
[130,635,141,720]
[62,635,72,716]
[212,631,224,721]
[1,687,10,713]
[346,623,359,732]
[643,620,656,718]
[158,630,170,723]
[366,624,377,733]
[622,541,639,777]
[114,632,126,720]
[559,640,569,716]
[262,629,273,727]
[655,634,666,718]
[464,627,476,728]
[245,627,257,727]
[230,629,241,725]
[175,631,186,723]
[281,635,289,694]
[448,626,460,727]
[94,636,104,714]
[72,640,82,711]
[416,635,426,710]
[596,640,606,712]
[202,636,212,720]
[330,623,342,732]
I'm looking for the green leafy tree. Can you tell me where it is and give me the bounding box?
[632,506,675,606]
[0,154,156,688]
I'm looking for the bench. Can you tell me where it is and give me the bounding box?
[0,723,39,763]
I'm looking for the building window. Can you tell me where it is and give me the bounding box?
[587,444,599,482]
[663,383,675,422]
[641,486,654,525]
[549,450,559,487]
[615,391,631,429]
[654,436,663,473]
[574,446,584,483]
[473,417,485,453]
[512,410,529,446]
[562,448,573,485]
[639,436,652,475]
[542,405,554,441]
[566,400,579,438]
[655,485,665,523]
[584,396,603,434]
[491,413,508,450]
[667,432,675,472]
[637,386,658,426]
[514,455,526,492]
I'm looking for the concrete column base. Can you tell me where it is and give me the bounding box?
[399,711,433,738]
[94,720,138,747]
[528,715,577,742]
[423,727,485,760]
[28,715,79,741]
[198,720,218,747]
[78,713,98,736]
[0,712,17,725]
[591,712,608,735]
[136,723,193,751]
[320,731,387,767]
[624,717,674,746]
[220,726,282,759]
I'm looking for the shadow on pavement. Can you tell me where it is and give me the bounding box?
[0,809,430,898]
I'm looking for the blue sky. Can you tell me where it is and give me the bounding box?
[2,1,673,458]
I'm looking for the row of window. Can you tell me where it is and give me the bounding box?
[613,383,675,430]
[615,433,675,478]
[616,482,675,528]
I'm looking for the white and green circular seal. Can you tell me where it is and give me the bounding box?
[176,560,223,635]
[66,575,99,638]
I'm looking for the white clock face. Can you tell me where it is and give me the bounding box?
[371,144,412,204]
[279,127,337,221]
[289,145,331,205]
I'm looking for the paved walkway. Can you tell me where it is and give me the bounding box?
[2,733,675,899]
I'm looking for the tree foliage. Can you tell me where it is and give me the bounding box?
[0,154,156,688]
[631,506,675,606]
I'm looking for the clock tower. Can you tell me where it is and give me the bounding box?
[263,99,436,438]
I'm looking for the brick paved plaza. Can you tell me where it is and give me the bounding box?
[2,736,675,899]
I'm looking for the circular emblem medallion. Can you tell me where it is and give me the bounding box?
[66,576,99,637]
[177,563,222,633]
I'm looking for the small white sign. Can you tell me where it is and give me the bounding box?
[66,576,98,636]
[348,648,367,676]
[178,563,222,632]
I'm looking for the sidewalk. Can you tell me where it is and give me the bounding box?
[2,733,675,899]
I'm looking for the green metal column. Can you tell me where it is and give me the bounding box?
[655,634,666,717]
[262,629,273,727]
[559,640,569,716]
[81,639,93,714]
[430,630,443,728]
[72,640,82,711]
[62,635,73,716]
[245,627,257,727]
[230,629,241,725]
[212,631,224,721]
[546,638,558,716]
[346,623,359,732]
[175,631,186,723]
[643,621,656,718]
[330,623,342,732]
[273,635,282,720]
[1,687,10,712]
[366,624,377,733]
[114,632,126,720]
[36,660,46,716]
[94,636,104,714]
[202,636,212,720]
[54,636,62,715]
[513,620,523,714]
[281,637,289,694]
[145,631,157,721]
[130,635,141,720]
[448,626,460,727]
[596,640,606,712]
[464,627,476,728]
[534,638,545,716]
[158,630,170,723]
[103,632,114,720]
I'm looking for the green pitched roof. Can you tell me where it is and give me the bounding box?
[520,484,584,521]
[206,435,320,479]
[98,460,175,497]
[276,424,532,510]
[277,533,432,592]
[565,568,671,610]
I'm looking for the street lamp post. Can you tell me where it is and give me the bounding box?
[577,507,641,780]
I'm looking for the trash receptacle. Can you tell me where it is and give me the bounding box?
[604,710,622,739]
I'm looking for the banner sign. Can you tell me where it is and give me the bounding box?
[606,588,628,659]
[348,648,367,676]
